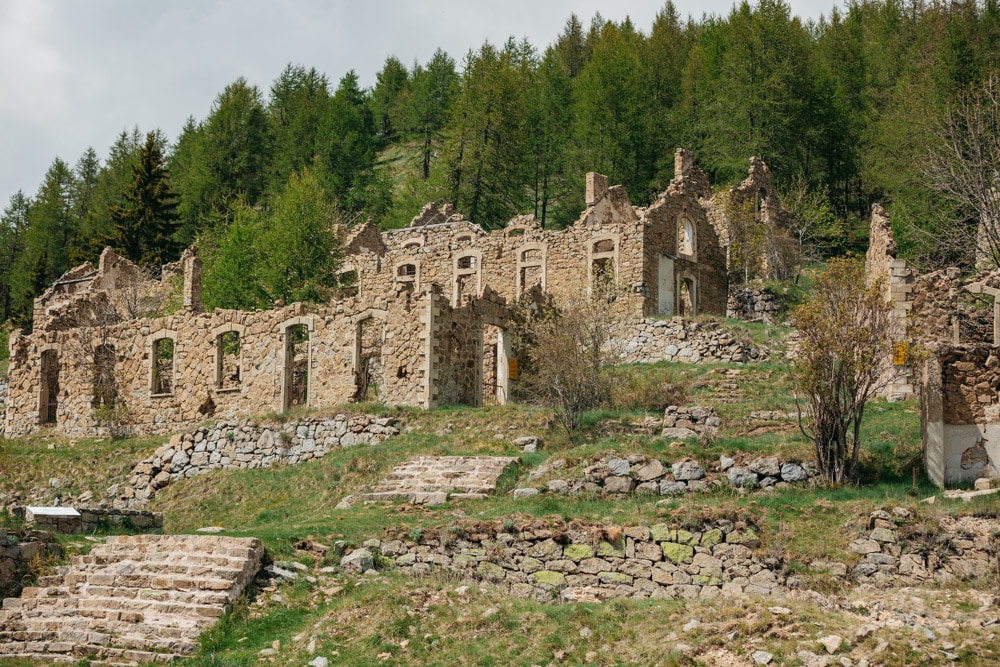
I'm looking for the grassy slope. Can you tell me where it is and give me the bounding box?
[1,334,998,665]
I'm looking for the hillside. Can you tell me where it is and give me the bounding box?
[1,331,998,665]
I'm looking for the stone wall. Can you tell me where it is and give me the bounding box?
[119,415,400,507]
[521,452,814,499]
[726,284,782,324]
[921,344,1000,487]
[374,518,782,602]
[849,510,998,587]
[23,508,163,534]
[345,512,999,603]
[615,318,768,364]
[0,529,62,599]
[351,150,728,321]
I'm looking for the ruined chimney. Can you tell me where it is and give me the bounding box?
[674,149,694,181]
[585,172,608,206]
[182,247,202,312]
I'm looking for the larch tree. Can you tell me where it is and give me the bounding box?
[107,131,180,268]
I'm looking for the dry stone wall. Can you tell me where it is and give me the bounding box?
[346,512,999,604]
[848,510,998,587]
[119,415,400,508]
[521,452,815,499]
[23,508,163,535]
[726,285,782,324]
[615,318,768,364]
[0,530,62,600]
[375,519,782,602]
[921,344,1000,486]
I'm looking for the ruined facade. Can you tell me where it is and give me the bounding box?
[921,345,1000,487]
[346,149,728,320]
[866,206,1000,485]
[4,149,732,438]
[706,155,797,282]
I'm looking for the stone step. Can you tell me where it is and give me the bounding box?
[44,561,250,585]
[0,534,262,662]
[29,570,244,592]
[6,587,233,614]
[76,550,254,570]
[0,620,202,651]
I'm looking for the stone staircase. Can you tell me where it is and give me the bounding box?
[0,534,264,664]
[363,456,520,504]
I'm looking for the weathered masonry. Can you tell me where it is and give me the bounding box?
[865,205,1000,486]
[344,148,728,319]
[921,345,1000,487]
[4,149,738,438]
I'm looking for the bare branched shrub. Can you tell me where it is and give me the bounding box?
[924,71,1000,269]
[515,278,624,434]
[791,258,895,483]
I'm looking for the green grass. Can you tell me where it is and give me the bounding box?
[4,356,1000,665]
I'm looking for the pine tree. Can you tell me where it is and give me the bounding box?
[10,158,77,325]
[267,64,331,192]
[0,191,31,323]
[107,131,180,268]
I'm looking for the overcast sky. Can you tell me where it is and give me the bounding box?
[0,0,837,212]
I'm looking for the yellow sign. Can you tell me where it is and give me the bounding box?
[892,342,908,366]
[508,359,519,380]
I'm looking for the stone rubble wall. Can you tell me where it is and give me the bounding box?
[346,512,999,604]
[119,415,400,508]
[23,508,163,535]
[519,453,815,499]
[0,530,63,600]
[354,154,729,322]
[726,285,782,324]
[615,318,768,364]
[848,510,998,587]
[374,519,782,602]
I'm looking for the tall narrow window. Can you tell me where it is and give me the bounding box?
[151,338,174,395]
[92,344,117,409]
[217,331,241,389]
[283,324,309,410]
[590,238,617,291]
[40,349,60,425]
[517,246,545,295]
[678,217,695,257]
[454,253,481,304]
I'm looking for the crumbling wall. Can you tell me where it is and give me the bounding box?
[705,156,797,282]
[922,344,1000,487]
[351,155,728,321]
[0,529,62,599]
[4,287,434,437]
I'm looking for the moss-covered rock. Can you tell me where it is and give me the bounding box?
[661,542,695,564]
[563,544,594,561]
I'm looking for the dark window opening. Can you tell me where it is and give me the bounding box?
[152,338,174,395]
[217,331,241,389]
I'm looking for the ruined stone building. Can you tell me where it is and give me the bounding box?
[865,206,1000,486]
[4,149,733,438]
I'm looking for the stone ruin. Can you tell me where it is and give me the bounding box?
[3,148,763,439]
[865,205,1000,487]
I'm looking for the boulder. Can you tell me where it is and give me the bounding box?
[672,460,705,481]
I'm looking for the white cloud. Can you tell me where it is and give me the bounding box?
[0,0,835,208]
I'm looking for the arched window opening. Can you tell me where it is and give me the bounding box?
[217,331,241,389]
[151,338,174,395]
[92,344,117,410]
